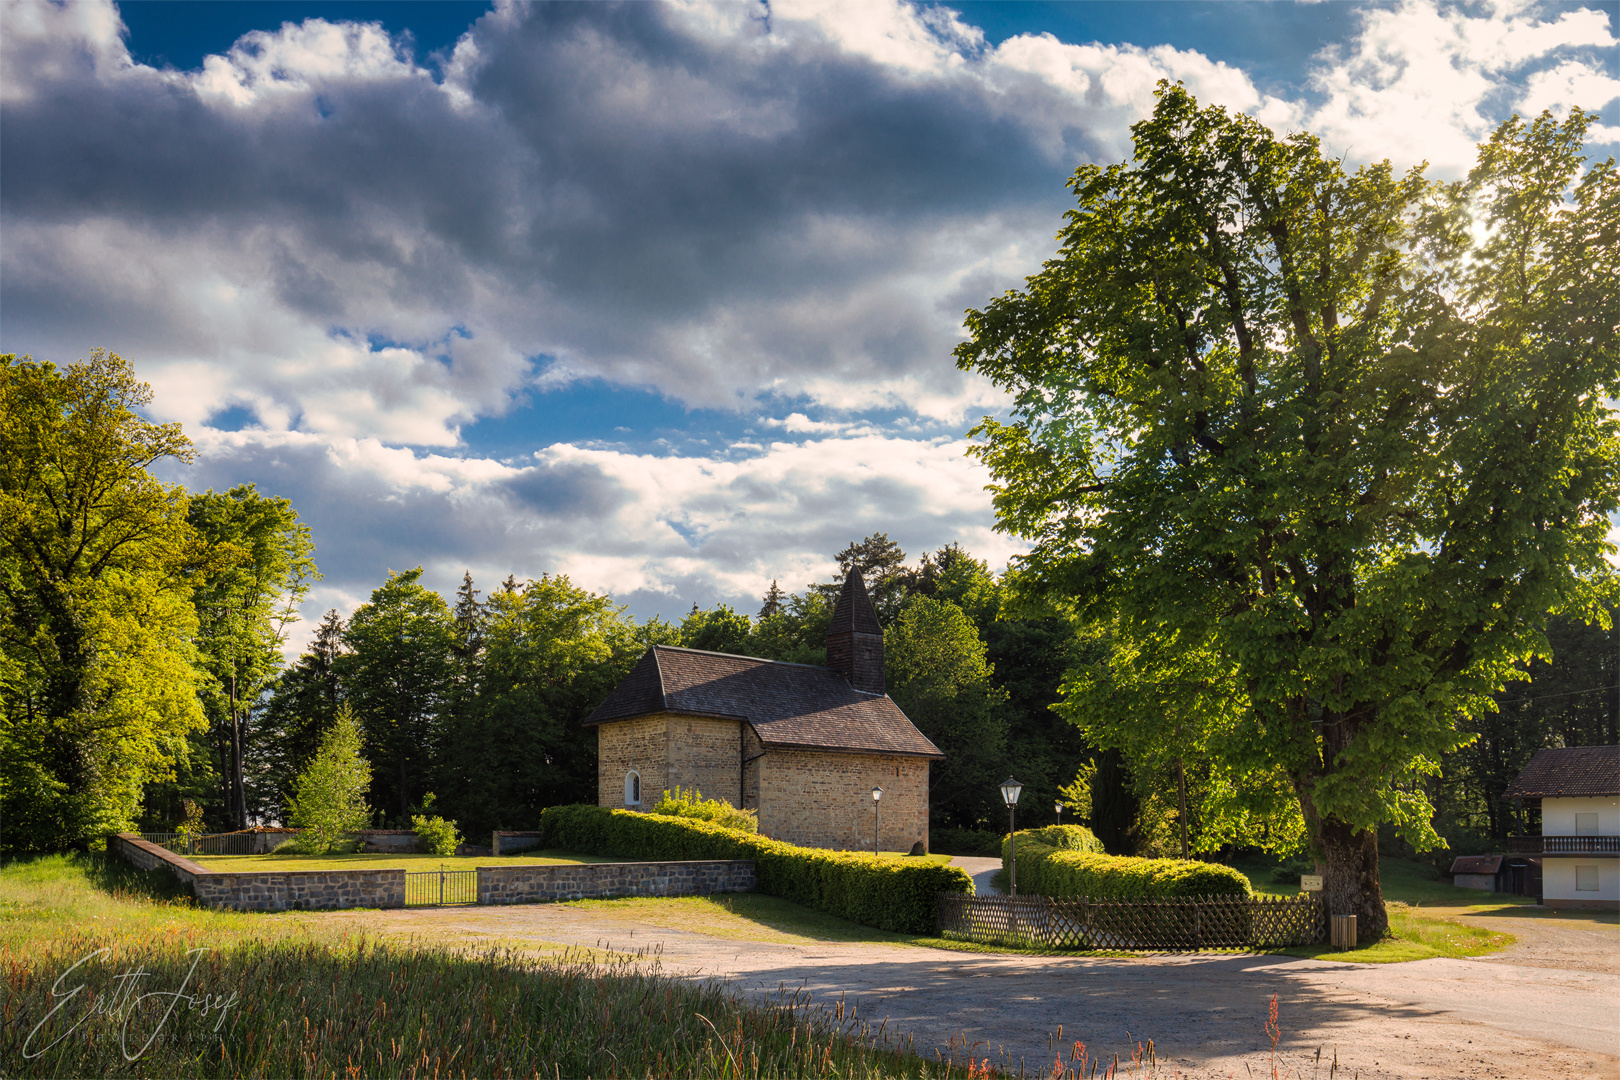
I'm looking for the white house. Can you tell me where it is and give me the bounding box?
[1502,745,1619,910]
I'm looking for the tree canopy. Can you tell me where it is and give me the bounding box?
[0,351,207,852]
[955,85,1619,935]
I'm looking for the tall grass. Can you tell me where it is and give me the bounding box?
[2,855,979,1078]
[4,933,973,1078]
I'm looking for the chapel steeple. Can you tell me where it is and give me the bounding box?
[826,569,884,694]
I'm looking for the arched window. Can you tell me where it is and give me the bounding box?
[625,771,641,807]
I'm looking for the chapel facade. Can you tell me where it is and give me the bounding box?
[585,571,942,851]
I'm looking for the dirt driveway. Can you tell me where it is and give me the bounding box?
[338,898,1620,1080]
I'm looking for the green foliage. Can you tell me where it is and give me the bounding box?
[410,794,461,856]
[955,85,1620,934]
[341,568,457,824]
[886,595,1010,829]
[0,350,207,853]
[288,706,371,854]
[441,574,640,837]
[650,785,759,833]
[677,603,753,655]
[174,799,206,840]
[539,804,971,934]
[177,483,317,831]
[254,609,346,823]
[1003,828,1251,900]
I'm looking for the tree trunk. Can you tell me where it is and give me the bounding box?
[1317,816,1387,941]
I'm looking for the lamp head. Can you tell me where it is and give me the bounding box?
[999,777,1023,808]
[871,786,883,802]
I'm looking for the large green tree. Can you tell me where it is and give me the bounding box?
[341,568,456,823]
[186,484,316,828]
[956,87,1619,936]
[0,351,207,851]
[443,574,637,835]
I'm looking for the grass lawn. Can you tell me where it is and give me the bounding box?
[1,854,976,1078]
[189,849,623,872]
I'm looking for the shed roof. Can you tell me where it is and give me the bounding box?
[1449,855,1503,875]
[583,645,944,759]
[1501,745,1620,799]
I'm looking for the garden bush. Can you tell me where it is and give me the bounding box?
[1003,828,1251,900]
[650,785,759,833]
[540,804,971,934]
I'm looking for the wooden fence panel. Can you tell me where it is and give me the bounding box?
[937,892,1322,951]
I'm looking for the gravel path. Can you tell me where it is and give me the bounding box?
[344,897,1620,1079]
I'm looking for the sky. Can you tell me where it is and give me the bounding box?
[3,0,1618,652]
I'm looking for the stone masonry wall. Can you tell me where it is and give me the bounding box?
[109,833,405,912]
[192,869,405,912]
[109,834,204,883]
[598,715,669,809]
[479,860,755,905]
[598,713,743,809]
[668,715,744,807]
[757,751,929,852]
[492,831,546,855]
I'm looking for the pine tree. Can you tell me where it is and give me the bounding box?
[759,580,786,620]
[288,705,371,853]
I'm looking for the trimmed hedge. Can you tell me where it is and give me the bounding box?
[1003,829,1251,900]
[540,804,972,935]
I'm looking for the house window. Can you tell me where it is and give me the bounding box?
[1574,813,1598,836]
[1575,865,1599,892]
[625,771,641,807]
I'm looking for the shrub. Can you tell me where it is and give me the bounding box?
[1003,828,1251,899]
[411,794,461,856]
[540,804,971,934]
[929,826,1004,857]
[650,786,758,833]
[288,706,372,854]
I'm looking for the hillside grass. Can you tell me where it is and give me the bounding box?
[0,854,979,1079]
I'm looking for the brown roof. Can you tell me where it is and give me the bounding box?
[584,645,944,759]
[1449,855,1502,875]
[1502,745,1620,799]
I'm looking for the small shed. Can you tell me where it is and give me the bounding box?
[1449,854,1503,892]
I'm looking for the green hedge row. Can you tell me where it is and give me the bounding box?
[1003,828,1251,899]
[539,805,972,935]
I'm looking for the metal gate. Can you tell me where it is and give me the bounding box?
[406,869,479,906]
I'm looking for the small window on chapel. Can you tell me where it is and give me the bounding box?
[1575,813,1598,836]
[625,771,641,807]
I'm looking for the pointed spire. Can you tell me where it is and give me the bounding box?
[827,569,884,693]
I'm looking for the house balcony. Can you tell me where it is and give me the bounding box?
[1505,835,1620,856]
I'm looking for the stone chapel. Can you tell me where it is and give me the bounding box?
[585,571,943,851]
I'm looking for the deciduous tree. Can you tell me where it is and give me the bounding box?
[956,87,1619,936]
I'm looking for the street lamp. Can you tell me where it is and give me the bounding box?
[1055,800,1063,826]
[1000,777,1023,896]
[871,786,883,852]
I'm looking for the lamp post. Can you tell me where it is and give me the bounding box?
[871,786,883,852]
[1000,777,1024,896]
[1054,800,1063,826]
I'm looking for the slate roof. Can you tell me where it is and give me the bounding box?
[1501,745,1620,799]
[584,645,944,759]
[830,572,883,637]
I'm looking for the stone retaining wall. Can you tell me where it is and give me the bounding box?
[109,833,207,883]
[479,859,755,905]
[193,869,405,912]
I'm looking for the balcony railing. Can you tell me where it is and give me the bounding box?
[1505,834,1620,855]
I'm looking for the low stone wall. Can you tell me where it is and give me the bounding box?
[479,859,755,905]
[109,833,207,884]
[492,831,546,856]
[356,829,420,851]
[193,869,405,912]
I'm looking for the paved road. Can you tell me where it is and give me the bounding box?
[353,898,1620,1079]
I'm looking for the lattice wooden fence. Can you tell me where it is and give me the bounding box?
[937,892,1323,951]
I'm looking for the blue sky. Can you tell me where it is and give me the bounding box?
[3,0,1617,649]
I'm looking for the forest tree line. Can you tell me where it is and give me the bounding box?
[3,350,1615,856]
